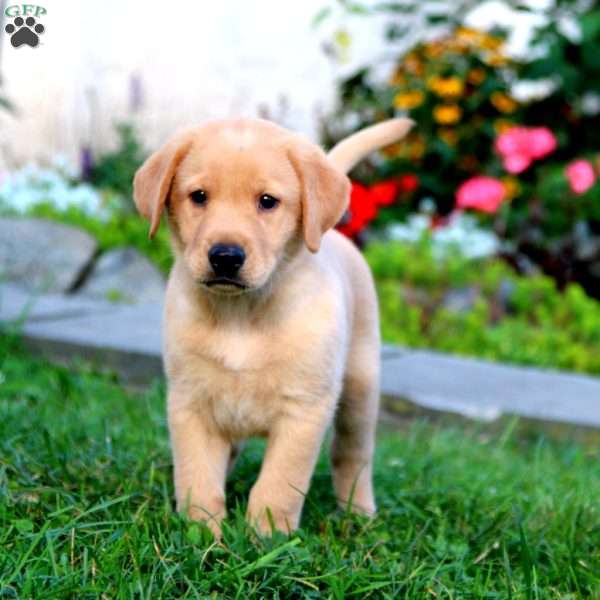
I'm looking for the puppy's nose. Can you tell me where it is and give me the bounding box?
[208,244,246,278]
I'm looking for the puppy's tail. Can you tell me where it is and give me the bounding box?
[327,118,414,174]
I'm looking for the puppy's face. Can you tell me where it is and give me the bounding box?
[170,124,302,293]
[133,119,350,295]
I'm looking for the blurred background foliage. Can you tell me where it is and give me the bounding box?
[321,0,600,299]
[367,235,600,374]
[1,0,599,375]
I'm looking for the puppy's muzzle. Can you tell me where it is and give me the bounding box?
[208,244,246,279]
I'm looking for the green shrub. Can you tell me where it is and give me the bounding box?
[367,238,600,374]
[88,123,148,202]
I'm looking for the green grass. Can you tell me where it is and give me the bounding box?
[1,335,599,599]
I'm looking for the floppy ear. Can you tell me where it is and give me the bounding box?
[287,141,351,253]
[133,131,195,238]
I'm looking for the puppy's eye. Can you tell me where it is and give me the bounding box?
[190,189,207,206]
[258,194,280,211]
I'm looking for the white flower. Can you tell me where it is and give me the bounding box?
[385,212,500,260]
[0,161,106,217]
[511,78,557,102]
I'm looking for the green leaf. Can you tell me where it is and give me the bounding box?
[186,523,201,544]
[374,2,417,13]
[15,519,34,533]
[0,95,15,112]
[311,6,332,28]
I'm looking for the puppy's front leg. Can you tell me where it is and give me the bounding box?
[247,410,330,535]
[168,390,231,537]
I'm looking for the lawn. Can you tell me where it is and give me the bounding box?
[1,334,599,599]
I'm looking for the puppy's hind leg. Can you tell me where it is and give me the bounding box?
[331,343,379,516]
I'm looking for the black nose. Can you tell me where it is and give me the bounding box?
[208,244,246,278]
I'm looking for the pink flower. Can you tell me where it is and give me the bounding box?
[528,127,557,159]
[456,176,506,213]
[495,127,529,157]
[566,159,596,195]
[495,126,557,173]
[503,154,531,174]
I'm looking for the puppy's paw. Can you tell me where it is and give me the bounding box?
[338,498,376,517]
[189,511,223,540]
[178,496,226,539]
[246,496,299,536]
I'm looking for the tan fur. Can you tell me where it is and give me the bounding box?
[133,117,412,536]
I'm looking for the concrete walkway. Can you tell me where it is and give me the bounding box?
[2,283,599,428]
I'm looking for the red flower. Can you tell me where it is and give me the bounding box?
[370,181,398,206]
[337,183,374,237]
[397,173,419,193]
[337,175,420,239]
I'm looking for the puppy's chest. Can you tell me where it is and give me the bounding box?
[167,317,340,437]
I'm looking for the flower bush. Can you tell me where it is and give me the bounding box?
[324,24,519,217]
[325,1,600,299]
[0,160,106,217]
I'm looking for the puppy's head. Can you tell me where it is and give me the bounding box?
[133,119,349,295]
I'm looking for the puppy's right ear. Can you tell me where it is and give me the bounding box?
[133,130,195,238]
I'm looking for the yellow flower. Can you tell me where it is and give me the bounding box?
[393,90,424,110]
[490,92,518,114]
[428,76,464,99]
[402,52,424,75]
[445,38,469,55]
[433,104,462,125]
[479,33,503,51]
[381,141,404,158]
[485,52,508,67]
[389,68,406,87]
[501,176,520,201]
[467,68,486,85]
[381,135,425,160]
[423,41,445,59]
[455,26,480,43]
[456,26,503,51]
[409,139,426,160]
[493,119,514,134]
[438,128,458,146]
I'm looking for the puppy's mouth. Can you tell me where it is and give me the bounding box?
[203,278,248,290]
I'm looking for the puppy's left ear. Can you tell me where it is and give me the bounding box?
[287,141,351,253]
[133,130,195,238]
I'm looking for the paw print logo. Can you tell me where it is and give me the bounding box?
[5,16,45,48]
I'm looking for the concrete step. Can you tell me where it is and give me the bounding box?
[2,283,599,428]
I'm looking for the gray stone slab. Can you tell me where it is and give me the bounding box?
[382,350,600,428]
[20,303,163,383]
[22,302,162,354]
[381,344,407,360]
[0,217,98,293]
[0,283,115,323]
[2,283,600,427]
[78,247,165,304]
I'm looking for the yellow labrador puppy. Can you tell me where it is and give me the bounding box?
[133,117,413,536]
